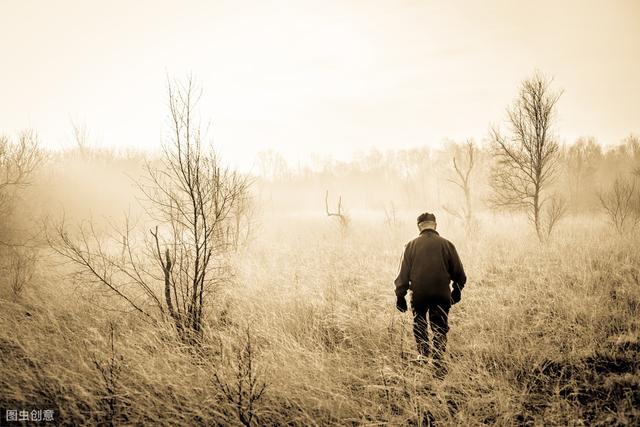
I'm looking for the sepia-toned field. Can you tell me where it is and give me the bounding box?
[3,1,640,425]
[1,213,638,426]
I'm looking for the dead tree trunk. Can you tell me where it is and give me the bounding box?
[325,190,349,229]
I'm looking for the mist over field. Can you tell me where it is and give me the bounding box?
[2,1,640,426]
[1,110,639,425]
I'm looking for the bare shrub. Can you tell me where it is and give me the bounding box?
[88,323,124,426]
[597,176,639,233]
[6,247,36,301]
[213,328,267,426]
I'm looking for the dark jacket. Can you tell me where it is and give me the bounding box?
[394,229,466,303]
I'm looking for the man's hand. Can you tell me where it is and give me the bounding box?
[451,283,462,305]
[396,295,407,312]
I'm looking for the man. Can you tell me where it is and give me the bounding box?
[394,212,466,375]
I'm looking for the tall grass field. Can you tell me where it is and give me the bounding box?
[1,213,638,426]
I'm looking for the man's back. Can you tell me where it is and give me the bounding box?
[395,229,466,302]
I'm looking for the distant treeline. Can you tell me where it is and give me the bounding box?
[1,130,639,241]
[254,135,640,216]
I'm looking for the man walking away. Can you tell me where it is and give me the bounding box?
[394,212,466,377]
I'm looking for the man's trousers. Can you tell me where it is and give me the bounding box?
[411,299,450,361]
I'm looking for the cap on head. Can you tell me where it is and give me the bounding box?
[416,212,436,224]
[417,212,437,231]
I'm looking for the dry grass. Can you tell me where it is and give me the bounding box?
[1,214,639,426]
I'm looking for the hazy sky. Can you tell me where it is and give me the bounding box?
[2,0,639,170]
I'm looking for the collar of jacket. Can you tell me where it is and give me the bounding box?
[420,229,439,236]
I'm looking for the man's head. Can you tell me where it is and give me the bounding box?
[417,212,437,232]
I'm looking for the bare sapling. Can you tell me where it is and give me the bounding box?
[489,72,566,241]
[444,140,478,235]
[48,77,249,341]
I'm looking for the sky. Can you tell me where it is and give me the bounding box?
[1,0,639,170]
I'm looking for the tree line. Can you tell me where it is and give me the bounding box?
[257,74,640,241]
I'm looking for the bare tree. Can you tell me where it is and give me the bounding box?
[443,140,477,235]
[489,72,565,240]
[597,176,639,233]
[0,130,41,190]
[0,130,43,293]
[325,190,349,228]
[49,77,249,339]
[142,77,249,337]
[0,130,42,215]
